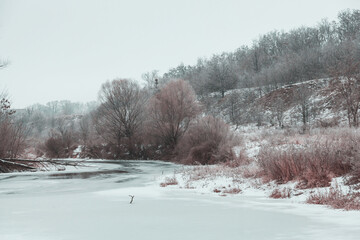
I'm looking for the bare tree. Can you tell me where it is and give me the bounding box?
[0,94,29,159]
[7,119,31,158]
[337,9,360,41]
[94,79,148,158]
[207,54,238,98]
[271,97,286,128]
[294,85,314,131]
[328,41,360,127]
[142,70,160,90]
[147,79,201,155]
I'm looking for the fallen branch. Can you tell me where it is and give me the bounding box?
[129,195,135,204]
[0,159,36,173]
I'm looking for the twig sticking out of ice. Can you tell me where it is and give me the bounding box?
[129,195,134,204]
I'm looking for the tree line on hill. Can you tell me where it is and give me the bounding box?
[148,9,360,98]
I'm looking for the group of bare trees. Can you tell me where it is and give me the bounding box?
[328,40,360,127]
[76,78,235,163]
[158,9,360,99]
[32,78,233,163]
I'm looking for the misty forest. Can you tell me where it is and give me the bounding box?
[1,7,360,240]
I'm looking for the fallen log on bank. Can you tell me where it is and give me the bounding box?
[0,159,36,173]
[0,158,86,173]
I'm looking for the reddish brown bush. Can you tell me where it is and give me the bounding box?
[44,133,66,158]
[176,116,237,165]
[258,139,354,188]
[270,188,292,199]
[223,187,242,194]
[159,176,178,187]
[223,148,249,168]
[346,162,360,189]
[146,79,201,157]
[307,185,360,211]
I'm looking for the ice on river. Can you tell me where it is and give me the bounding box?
[0,160,359,240]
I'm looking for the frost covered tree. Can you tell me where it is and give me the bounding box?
[329,41,360,127]
[207,54,238,98]
[337,9,360,41]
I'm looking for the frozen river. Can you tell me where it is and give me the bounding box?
[0,160,359,240]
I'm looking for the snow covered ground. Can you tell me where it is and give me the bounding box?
[1,160,359,240]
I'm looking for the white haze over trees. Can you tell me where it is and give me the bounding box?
[0,0,360,108]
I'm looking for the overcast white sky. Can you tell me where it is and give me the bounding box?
[1,0,360,108]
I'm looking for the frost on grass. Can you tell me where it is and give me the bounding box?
[307,183,360,211]
[159,127,360,210]
[159,176,178,187]
[269,187,292,199]
[160,163,261,197]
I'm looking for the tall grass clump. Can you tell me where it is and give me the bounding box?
[258,129,360,188]
[307,184,360,210]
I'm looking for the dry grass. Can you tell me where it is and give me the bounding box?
[307,184,360,211]
[223,149,250,168]
[177,165,246,183]
[213,186,242,195]
[257,128,359,188]
[223,187,242,194]
[160,176,178,187]
[269,187,292,199]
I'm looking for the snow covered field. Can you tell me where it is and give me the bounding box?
[1,160,359,240]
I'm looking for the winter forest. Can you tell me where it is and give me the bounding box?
[1,6,360,240]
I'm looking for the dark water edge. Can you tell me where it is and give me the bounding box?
[49,169,128,179]
[0,160,180,195]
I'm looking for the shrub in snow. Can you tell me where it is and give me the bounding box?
[269,188,292,199]
[223,187,242,194]
[43,130,77,158]
[346,162,360,189]
[44,133,66,158]
[175,116,237,165]
[160,176,178,187]
[258,137,355,188]
[307,184,360,211]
